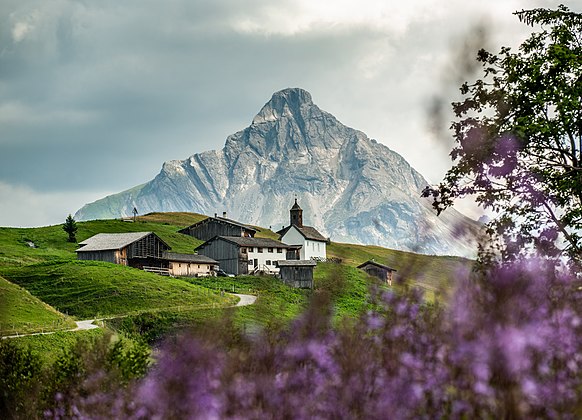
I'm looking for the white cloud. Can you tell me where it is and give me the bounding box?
[9,8,40,43]
[229,0,438,36]
[0,102,100,128]
[0,182,112,227]
[12,21,33,42]
[228,0,532,37]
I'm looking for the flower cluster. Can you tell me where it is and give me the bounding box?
[48,259,582,419]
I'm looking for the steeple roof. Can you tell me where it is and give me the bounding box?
[291,198,302,210]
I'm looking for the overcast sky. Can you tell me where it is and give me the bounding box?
[0,0,570,227]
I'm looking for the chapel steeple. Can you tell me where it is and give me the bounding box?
[290,198,303,227]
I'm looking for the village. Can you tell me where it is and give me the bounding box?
[75,199,396,288]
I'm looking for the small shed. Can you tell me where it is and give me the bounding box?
[76,232,170,269]
[276,260,317,289]
[163,252,218,277]
[357,260,397,286]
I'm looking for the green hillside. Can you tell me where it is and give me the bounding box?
[328,242,471,298]
[0,261,236,319]
[0,217,203,267]
[0,276,76,336]
[0,212,474,337]
[0,213,240,323]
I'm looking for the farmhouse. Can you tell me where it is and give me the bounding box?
[163,252,218,277]
[276,260,316,289]
[277,199,327,260]
[178,212,257,241]
[357,260,397,286]
[76,232,170,269]
[195,236,293,276]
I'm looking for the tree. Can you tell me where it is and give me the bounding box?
[423,5,582,265]
[63,214,78,243]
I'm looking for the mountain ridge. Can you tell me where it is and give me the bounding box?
[76,88,477,257]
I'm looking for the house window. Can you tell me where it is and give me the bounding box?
[266,260,271,265]
[268,248,273,253]
[277,248,283,253]
[258,248,263,253]
[241,247,247,254]
[248,260,253,265]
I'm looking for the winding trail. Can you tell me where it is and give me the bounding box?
[233,293,257,307]
[2,293,257,339]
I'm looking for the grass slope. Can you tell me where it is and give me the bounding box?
[0,211,473,335]
[0,276,76,336]
[8,329,105,366]
[328,242,472,298]
[0,260,237,319]
[0,218,204,267]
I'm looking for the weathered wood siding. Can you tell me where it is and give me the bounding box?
[362,265,386,280]
[360,264,394,285]
[280,266,314,289]
[77,250,121,264]
[127,234,169,259]
[197,239,241,275]
[184,220,252,241]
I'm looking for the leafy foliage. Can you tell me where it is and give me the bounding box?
[0,341,42,418]
[423,5,582,264]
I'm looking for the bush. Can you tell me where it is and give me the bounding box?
[43,258,582,418]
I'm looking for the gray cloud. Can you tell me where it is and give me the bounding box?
[0,0,556,225]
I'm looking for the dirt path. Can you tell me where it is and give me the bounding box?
[233,293,257,307]
[2,293,257,339]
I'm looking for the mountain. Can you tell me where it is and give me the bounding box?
[75,88,478,257]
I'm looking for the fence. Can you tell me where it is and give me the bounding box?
[143,266,170,276]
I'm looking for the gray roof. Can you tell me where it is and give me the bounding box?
[277,224,327,242]
[76,232,164,252]
[180,216,257,233]
[357,260,397,271]
[276,260,317,267]
[163,252,218,264]
[196,236,291,250]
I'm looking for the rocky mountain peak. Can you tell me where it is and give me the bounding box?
[75,88,478,257]
[252,87,314,125]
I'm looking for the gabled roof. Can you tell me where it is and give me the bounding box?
[277,224,327,242]
[76,232,169,252]
[276,260,317,267]
[195,236,291,250]
[179,216,257,234]
[357,260,397,272]
[163,252,218,264]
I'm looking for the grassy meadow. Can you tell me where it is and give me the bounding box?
[0,211,473,343]
[0,275,76,336]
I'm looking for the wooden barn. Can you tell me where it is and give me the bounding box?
[163,252,218,277]
[276,260,317,289]
[195,236,293,276]
[178,212,257,241]
[357,260,397,286]
[76,232,170,269]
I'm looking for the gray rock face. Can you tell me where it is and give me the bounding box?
[75,88,477,256]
